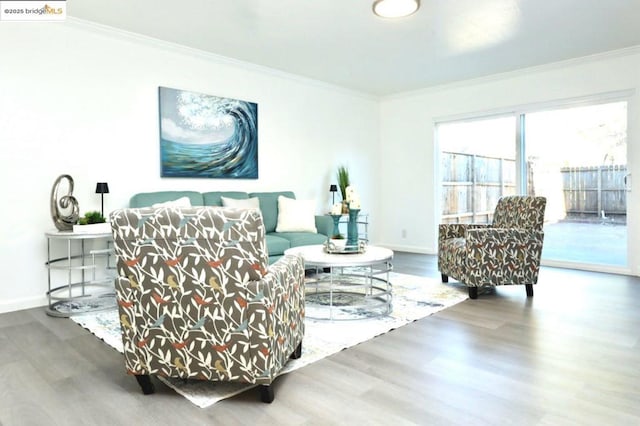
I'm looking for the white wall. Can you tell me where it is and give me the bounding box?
[0,21,379,313]
[378,48,640,274]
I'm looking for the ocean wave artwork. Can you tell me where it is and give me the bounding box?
[159,87,258,179]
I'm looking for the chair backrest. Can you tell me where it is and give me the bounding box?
[492,196,546,230]
[110,206,269,288]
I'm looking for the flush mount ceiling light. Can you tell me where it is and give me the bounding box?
[373,0,420,18]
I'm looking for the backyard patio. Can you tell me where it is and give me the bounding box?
[543,219,627,266]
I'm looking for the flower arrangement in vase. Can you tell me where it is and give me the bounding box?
[345,186,361,249]
[337,165,350,214]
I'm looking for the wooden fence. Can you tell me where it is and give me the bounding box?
[441,152,627,223]
[561,165,627,216]
[441,152,516,224]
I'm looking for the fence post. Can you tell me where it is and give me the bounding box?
[472,154,476,222]
[597,166,602,216]
[500,157,504,197]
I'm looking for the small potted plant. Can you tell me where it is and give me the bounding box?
[73,211,110,234]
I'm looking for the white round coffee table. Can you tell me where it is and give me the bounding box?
[284,244,393,320]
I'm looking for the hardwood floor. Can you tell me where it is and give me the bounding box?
[1,252,639,425]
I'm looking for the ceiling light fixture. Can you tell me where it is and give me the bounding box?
[372,0,420,18]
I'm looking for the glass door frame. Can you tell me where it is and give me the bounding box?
[435,90,634,275]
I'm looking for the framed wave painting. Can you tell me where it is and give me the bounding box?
[158,87,258,178]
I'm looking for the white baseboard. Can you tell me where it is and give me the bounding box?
[377,243,437,255]
[0,296,47,314]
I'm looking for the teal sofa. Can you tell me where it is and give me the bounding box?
[129,191,332,263]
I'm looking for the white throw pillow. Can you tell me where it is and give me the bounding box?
[220,196,260,209]
[151,196,192,208]
[276,196,317,233]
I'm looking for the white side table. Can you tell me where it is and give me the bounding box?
[45,230,115,317]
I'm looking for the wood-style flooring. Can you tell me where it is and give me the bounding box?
[1,252,639,425]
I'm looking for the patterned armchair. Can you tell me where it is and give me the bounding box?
[438,196,546,299]
[110,206,305,403]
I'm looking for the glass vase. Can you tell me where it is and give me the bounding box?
[346,208,360,249]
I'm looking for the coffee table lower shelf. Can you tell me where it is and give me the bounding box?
[285,245,394,321]
[305,270,392,320]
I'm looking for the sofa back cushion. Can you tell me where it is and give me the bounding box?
[129,191,204,208]
[492,196,546,230]
[249,191,296,233]
[202,191,249,206]
[110,206,269,286]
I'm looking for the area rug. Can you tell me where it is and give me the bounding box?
[70,272,467,408]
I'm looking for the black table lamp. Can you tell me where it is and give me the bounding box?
[95,182,109,217]
[329,184,338,204]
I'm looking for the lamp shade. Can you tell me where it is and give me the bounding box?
[95,182,109,194]
[329,184,338,192]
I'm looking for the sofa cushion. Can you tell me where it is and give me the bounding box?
[264,233,292,256]
[152,196,192,208]
[130,191,204,208]
[221,196,260,210]
[202,191,249,207]
[272,232,328,249]
[275,195,317,233]
[249,191,295,233]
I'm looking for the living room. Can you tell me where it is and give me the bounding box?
[1,1,640,423]
[2,2,639,314]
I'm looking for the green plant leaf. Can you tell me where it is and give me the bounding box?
[80,210,106,224]
[337,165,350,200]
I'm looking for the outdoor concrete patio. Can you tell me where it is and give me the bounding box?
[543,220,627,266]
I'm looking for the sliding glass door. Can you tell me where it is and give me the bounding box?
[438,100,628,269]
[524,102,628,266]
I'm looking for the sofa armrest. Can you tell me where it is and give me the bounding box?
[315,215,333,237]
[114,276,146,374]
[466,228,544,246]
[439,223,490,241]
[464,228,545,285]
[248,254,305,384]
[438,224,491,256]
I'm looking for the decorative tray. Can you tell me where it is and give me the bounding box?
[324,240,367,254]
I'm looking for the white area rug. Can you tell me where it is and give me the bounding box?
[71,272,467,408]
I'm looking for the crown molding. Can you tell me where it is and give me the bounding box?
[384,45,640,101]
[63,17,378,101]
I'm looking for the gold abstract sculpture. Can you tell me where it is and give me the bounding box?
[50,174,79,231]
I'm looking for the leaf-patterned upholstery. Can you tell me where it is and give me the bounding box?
[438,196,546,299]
[110,206,305,402]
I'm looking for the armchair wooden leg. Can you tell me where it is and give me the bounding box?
[525,284,534,297]
[441,274,448,283]
[135,375,155,395]
[259,384,274,403]
[290,342,302,359]
[468,287,478,299]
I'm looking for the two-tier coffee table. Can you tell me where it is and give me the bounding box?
[284,244,393,320]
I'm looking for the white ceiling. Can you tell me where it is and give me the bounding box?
[68,0,640,96]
